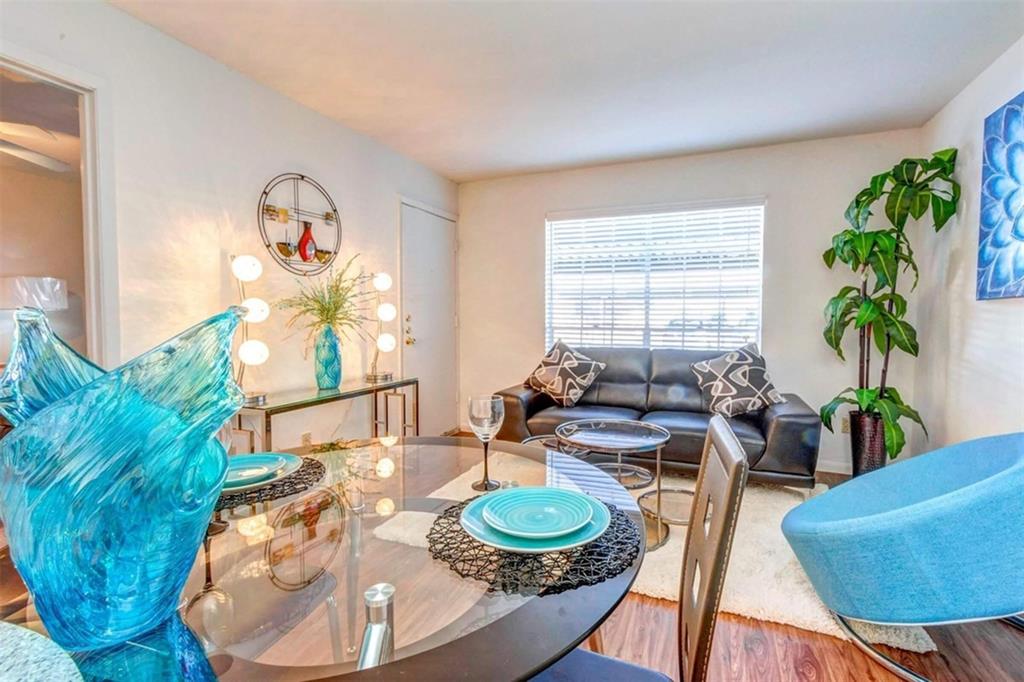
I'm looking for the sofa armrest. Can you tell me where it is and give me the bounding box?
[752,393,821,478]
[495,384,553,443]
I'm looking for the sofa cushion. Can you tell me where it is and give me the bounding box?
[691,344,785,417]
[525,341,607,407]
[641,411,765,464]
[528,405,644,436]
[573,347,651,411]
[647,349,721,412]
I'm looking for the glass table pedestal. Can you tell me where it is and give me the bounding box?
[637,444,694,551]
[595,457,654,490]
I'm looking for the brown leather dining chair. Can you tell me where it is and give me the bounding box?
[532,415,750,681]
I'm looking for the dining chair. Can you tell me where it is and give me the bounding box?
[531,415,749,682]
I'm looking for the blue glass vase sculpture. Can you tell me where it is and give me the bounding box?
[73,615,216,681]
[0,307,244,651]
[314,325,342,389]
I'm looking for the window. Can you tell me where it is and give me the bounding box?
[545,201,764,350]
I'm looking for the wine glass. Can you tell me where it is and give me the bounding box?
[468,395,504,492]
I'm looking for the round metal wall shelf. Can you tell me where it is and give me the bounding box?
[258,173,342,276]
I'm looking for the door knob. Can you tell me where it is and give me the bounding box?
[405,337,416,346]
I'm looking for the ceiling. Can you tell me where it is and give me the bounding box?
[113,1,1024,182]
[0,68,81,175]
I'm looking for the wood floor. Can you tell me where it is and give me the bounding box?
[588,593,1024,681]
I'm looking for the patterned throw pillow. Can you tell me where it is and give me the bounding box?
[525,341,607,407]
[691,343,786,417]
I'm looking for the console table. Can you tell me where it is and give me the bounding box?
[238,377,419,451]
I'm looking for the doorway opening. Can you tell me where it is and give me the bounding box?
[0,65,91,364]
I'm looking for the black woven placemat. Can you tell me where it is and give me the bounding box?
[427,497,641,596]
[215,457,326,511]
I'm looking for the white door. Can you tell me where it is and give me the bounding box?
[400,202,458,435]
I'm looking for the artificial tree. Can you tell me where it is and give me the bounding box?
[820,148,960,474]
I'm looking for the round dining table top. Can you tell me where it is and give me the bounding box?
[0,436,645,681]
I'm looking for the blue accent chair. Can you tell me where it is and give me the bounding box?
[783,432,1024,624]
[782,433,1024,680]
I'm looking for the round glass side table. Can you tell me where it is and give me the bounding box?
[555,419,674,549]
[636,448,695,551]
[554,419,666,490]
[520,434,593,460]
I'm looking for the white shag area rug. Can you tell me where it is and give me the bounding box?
[372,453,935,653]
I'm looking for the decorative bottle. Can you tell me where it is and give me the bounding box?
[297,221,318,262]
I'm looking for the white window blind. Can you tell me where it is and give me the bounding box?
[545,202,764,350]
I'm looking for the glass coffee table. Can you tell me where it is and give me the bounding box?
[554,419,685,550]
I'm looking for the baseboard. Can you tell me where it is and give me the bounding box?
[816,455,851,476]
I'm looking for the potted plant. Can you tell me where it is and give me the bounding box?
[820,149,960,475]
[277,254,371,390]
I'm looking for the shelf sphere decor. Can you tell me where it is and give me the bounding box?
[0,307,244,650]
[258,173,342,277]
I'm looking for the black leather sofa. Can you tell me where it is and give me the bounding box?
[497,347,821,488]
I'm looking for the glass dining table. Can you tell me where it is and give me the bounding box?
[0,437,645,680]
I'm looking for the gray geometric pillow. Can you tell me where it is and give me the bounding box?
[525,341,606,407]
[691,343,786,417]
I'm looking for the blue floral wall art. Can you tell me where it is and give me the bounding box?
[977,90,1024,299]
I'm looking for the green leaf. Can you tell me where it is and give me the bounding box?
[835,285,859,299]
[931,193,957,230]
[877,292,907,317]
[832,231,858,266]
[883,313,919,356]
[869,252,898,291]
[894,233,920,290]
[882,386,904,405]
[876,398,907,458]
[854,387,880,412]
[850,232,876,263]
[823,296,856,359]
[909,188,931,220]
[870,172,890,197]
[873,231,897,254]
[872,318,889,353]
[845,197,872,230]
[823,247,837,268]
[885,185,916,229]
[854,297,882,328]
[898,402,928,438]
[930,148,958,175]
[892,159,922,184]
[820,391,857,432]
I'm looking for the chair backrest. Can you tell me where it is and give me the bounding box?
[677,415,749,682]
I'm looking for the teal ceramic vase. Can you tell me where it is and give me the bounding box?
[314,325,342,389]
[0,307,243,651]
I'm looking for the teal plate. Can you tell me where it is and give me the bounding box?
[481,487,593,539]
[224,453,302,491]
[460,490,611,554]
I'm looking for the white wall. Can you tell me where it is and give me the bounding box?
[913,35,1024,452]
[458,129,928,473]
[1,2,456,449]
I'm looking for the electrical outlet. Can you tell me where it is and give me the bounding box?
[301,432,313,446]
[840,416,850,434]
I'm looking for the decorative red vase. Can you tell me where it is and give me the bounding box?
[297,221,318,262]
